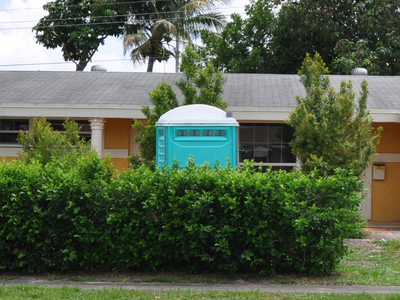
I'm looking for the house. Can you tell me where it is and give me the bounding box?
[1,70,400,222]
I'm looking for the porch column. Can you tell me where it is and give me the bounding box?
[89,118,105,156]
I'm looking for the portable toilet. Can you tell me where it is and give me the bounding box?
[156,104,239,168]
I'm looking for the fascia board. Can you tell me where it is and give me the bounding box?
[227,107,293,121]
[0,104,147,119]
[370,110,400,122]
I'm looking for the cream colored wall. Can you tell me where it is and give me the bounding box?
[370,123,400,221]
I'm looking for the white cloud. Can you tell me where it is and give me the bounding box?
[0,0,248,73]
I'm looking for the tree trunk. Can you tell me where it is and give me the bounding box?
[147,56,155,72]
[76,60,88,71]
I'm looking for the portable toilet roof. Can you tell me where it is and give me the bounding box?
[156,104,239,127]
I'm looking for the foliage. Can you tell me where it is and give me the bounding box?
[17,117,93,165]
[201,0,400,75]
[287,53,381,176]
[132,46,227,167]
[120,0,227,72]
[200,0,276,73]
[177,46,227,109]
[0,157,363,275]
[132,81,179,168]
[33,0,123,71]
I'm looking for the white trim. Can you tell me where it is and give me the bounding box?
[228,107,292,121]
[370,110,400,123]
[0,104,145,119]
[360,165,372,220]
[373,153,400,163]
[0,147,20,157]
[103,149,129,158]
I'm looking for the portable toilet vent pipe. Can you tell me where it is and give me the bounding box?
[155,104,239,168]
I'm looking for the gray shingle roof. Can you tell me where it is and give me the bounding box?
[1,71,399,110]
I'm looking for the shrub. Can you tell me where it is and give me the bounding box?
[0,159,363,275]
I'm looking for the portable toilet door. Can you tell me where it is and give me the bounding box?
[156,104,239,168]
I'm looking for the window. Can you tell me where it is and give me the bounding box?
[215,130,226,136]
[239,123,296,169]
[177,130,188,136]
[48,119,91,141]
[189,130,200,136]
[0,119,29,145]
[203,130,214,136]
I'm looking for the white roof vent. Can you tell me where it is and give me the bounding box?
[351,68,368,75]
[91,65,107,72]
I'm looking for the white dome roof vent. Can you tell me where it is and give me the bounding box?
[350,68,368,75]
[91,65,107,72]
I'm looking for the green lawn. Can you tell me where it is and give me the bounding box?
[1,286,400,300]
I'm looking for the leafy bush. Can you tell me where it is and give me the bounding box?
[0,159,363,275]
[17,117,93,165]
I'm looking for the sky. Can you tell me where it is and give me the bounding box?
[0,0,249,73]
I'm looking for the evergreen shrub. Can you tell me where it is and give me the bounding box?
[0,159,363,275]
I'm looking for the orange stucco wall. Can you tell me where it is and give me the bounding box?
[110,158,130,171]
[374,123,400,153]
[1,157,18,163]
[372,162,400,221]
[371,123,400,222]
[104,118,132,150]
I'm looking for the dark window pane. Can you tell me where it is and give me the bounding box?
[239,126,254,143]
[268,124,282,143]
[239,143,254,162]
[254,124,268,143]
[215,130,226,136]
[254,144,270,163]
[282,143,296,163]
[0,133,19,144]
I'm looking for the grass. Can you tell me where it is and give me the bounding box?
[1,285,400,300]
[335,240,400,285]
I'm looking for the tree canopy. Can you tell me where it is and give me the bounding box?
[121,0,228,72]
[287,53,381,177]
[33,0,124,71]
[202,0,400,75]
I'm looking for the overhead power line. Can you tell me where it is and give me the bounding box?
[0,10,246,31]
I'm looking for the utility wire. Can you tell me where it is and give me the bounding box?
[0,0,237,12]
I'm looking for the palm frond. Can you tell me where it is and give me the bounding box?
[123,33,147,54]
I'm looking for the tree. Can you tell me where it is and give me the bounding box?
[122,0,227,72]
[33,0,124,71]
[132,81,179,168]
[176,46,227,109]
[202,0,400,75]
[287,53,381,177]
[200,0,276,73]
[131,46,227,167]
[18,117,93,165]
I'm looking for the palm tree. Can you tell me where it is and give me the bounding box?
[122,0,228,72]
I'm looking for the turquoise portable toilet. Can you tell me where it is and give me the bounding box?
[156,104,239,168]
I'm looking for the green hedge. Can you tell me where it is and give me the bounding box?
[0,157,363,275]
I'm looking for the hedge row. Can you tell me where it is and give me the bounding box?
[0,155,364,275]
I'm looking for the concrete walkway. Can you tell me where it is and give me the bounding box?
[2,279,400,294]
[365,221,400,240]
